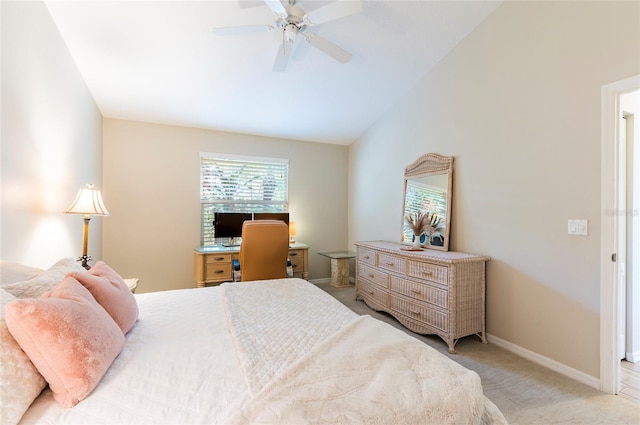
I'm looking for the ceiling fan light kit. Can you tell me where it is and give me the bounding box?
[213,0,363,71]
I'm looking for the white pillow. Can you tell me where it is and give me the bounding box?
[0,261,43,287]
[3,258,86,299]
[0,288,47,425]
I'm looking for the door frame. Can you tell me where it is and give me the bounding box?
[600,74,640,394]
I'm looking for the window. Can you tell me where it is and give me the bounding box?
[200,153,289,246]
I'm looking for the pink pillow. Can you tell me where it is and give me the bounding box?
[5,276,125,408]
[71,261,138,334]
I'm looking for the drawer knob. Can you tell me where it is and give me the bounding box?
[422,271,433,276]
[410,289,421,295]
[214,257,224,261]
[368,273,375,278]
[386,262,394,266]
[368,290,374,295]
[410,310,421,316]
[214,270,224,274]
[290,253,298,257]
[364,255,370,259]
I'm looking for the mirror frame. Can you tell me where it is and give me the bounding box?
[402,153,454,251]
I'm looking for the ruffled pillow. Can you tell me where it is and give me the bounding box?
[5,276,125,408]
[3,258,85,298]
[0,289,47,425]
[71,261,139,334]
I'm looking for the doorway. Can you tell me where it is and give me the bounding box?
[601,76,640,395]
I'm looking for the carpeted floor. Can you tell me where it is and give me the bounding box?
[316,281,640,425]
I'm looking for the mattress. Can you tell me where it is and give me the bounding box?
[19,278,506,424]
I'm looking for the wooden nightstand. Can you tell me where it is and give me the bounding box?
[124,278,138,293]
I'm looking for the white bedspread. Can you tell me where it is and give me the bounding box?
[19,278,506,424]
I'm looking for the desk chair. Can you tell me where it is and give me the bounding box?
[238,220,289,282]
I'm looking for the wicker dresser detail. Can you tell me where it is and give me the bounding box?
[354,241,490,354]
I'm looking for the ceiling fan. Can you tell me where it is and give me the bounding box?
[213,0,363,71]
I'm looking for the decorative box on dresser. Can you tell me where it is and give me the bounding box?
[355,240,490,354]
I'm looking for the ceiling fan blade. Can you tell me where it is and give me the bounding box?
[212,25,274,36]
[305,0,363,26]
[263,0,286,16]
[304,33,352,64]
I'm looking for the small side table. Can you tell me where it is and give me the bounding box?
[318,251,356,288]
[124,278,139,293]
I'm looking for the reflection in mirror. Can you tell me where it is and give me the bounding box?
[402,153,453,251]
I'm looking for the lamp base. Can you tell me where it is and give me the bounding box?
[78,255,92,270]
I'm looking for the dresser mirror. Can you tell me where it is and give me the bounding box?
[401,153,453,251]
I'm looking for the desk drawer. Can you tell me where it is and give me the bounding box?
[205,253,232,264]
[205,263,232,280]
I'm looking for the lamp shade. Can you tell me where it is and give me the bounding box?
[65,184,110,216]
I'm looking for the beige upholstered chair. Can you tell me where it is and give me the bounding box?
[238,220,289,282]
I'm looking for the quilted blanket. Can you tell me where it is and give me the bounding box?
[224,280,507,425]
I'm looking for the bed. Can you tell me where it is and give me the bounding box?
[1,258,507,424]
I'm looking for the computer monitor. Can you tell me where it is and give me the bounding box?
[213,212,252,239]
[253,212,289,226]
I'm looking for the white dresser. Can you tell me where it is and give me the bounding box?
[355,240,490,353]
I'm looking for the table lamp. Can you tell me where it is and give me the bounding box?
[65,184,110,269]
[289,221,297,243]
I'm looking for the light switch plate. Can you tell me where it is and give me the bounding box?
[568,219,588,236]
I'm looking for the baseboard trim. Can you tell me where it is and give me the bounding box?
[309,278,331,285]
[487,333,600,390]
[309,277,355,286]
[626,350,640,363]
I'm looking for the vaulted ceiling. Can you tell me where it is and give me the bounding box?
[44,0,501,144]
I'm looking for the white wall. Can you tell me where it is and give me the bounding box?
[349,1,640,378]
[102,118,348,293]
[1,1,103,269]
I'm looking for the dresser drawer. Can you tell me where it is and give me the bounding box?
[390,294,448,332]
[357,248,376,266]
[358,278,388,310]
[390,276,448,309]
[407,260,448,285]
[378,253,405,274]
[358,264,389,288]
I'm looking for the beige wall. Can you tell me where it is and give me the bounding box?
[102,118,348,292]
[349,1,640,378]
[1,1,103,269]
